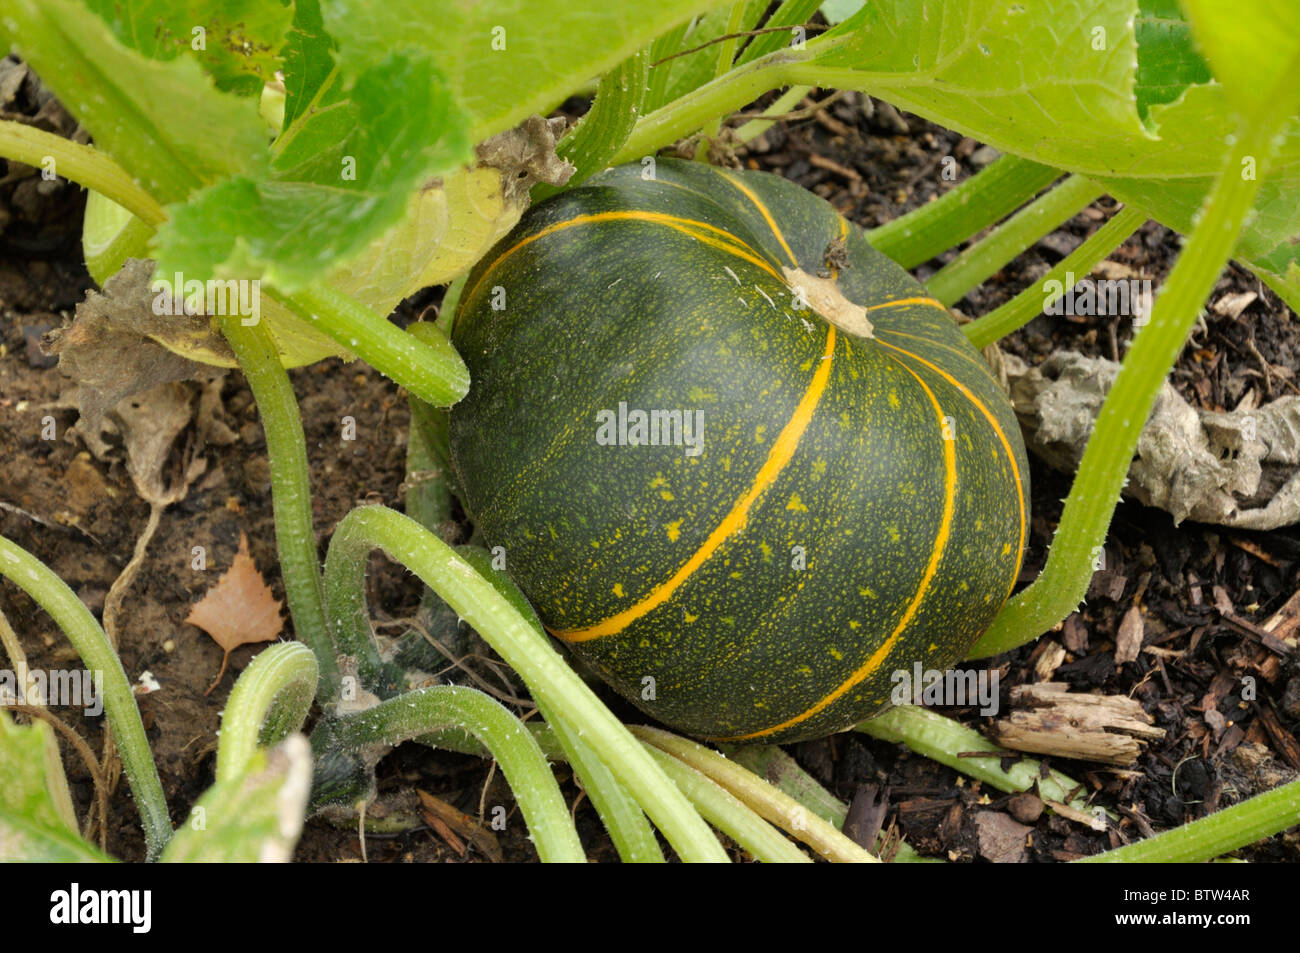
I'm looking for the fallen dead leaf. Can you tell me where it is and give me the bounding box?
[1115,606,1144,664]
[185,532,283,695]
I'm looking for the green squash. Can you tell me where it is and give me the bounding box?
[449,158,1028,744]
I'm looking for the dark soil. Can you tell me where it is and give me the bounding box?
[1,72,1297,862]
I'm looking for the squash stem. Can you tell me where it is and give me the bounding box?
[970,81,1293,660]
[274,285,469,408]
[856,706,1098,814]
[0,535,171,860]
[215,643,318,784]
[1076,778,1300,863]
[925,175,1104,306]
[0,120,166,227]
[964,205,1147,349]
[317,685,586,862]
[865,155,1061,269]
[631,725,879,863]
[219,316,336,697]
[321,505,729,862]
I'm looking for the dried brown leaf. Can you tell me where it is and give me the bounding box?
[185,533,283,694]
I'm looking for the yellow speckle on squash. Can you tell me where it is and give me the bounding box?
[660,490,674,501]
[829,647,843,660]
[683,610,699,623]
[664,520,682,542]
[786,493,808,512]
[859,586,876,599]
[613,583,625,597]
[848,620,860,629]
[888,390,900,409]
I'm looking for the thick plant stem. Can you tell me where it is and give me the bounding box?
[544,710,666,862]
[220,316,334,696]
[926,175,1104,306]
[642,745,812,863]
[0,120,166,227]
[0,535,171,860]
[276,285,469,408]
[971,102,1289,660]
[1077,778,1300,863]
[856,706,1096,813]
[964,206,1147,349]
[322,686,585,862]
[216,643,318,784]
[631,725,878,863]
[322,506,728,862]
[866,155,1061,269]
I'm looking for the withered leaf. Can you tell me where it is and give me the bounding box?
[185,532,283,694]
[43,258,228,452]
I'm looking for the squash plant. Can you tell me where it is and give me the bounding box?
[2,0,1299,862]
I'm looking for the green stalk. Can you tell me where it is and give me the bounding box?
[631,725,878,863]
[644,21,691,113]
[866,155,1061,269]
[543,711,666,862]
[614,50,800,165]
[0,535,171,859]
[733,84,811,143]
[322,505,728,862]
[321,685,585,862]
[642,745,812,863]
[971,78,1296,659]
[856,706,1095,812]
[0,120,166,227]
[1077,778,1300,863]
[925,175,1104,306]
[215,643,318,784]
[275,285,469,408]
[219,316,335,695]
[534,48,650,200]
[964,205,1147,349]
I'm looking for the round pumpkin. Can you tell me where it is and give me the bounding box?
[448,158,1028,744]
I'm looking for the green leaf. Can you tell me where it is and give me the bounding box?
[83,0,293,96]
[152,52,472,292]
[280,0,339,134]
[318,0,726,141]
[1181,0,1300,117]
[1,0,270,204]
[1134,0,1212,122]
[656,2,768,107]
[161,734,311,862]
[0,710,109,862]
[800,0,1300,305]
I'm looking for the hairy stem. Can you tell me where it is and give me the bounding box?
[0,535,171,859]
[866,155,1061,269]
[322,505,728,861]
[925,175,1104,306]
[1077,778,1300,863]
[321,685,585,862]
[216,643,318,784]
[964,205,1147,349]
[0,120,166,227]
[220,316,334,695]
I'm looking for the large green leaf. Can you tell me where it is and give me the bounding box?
[804,0,1300,306]
[318,0,727,141]
[1,0,269,204]
[83,0,293,95]
[152,52,471,292]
